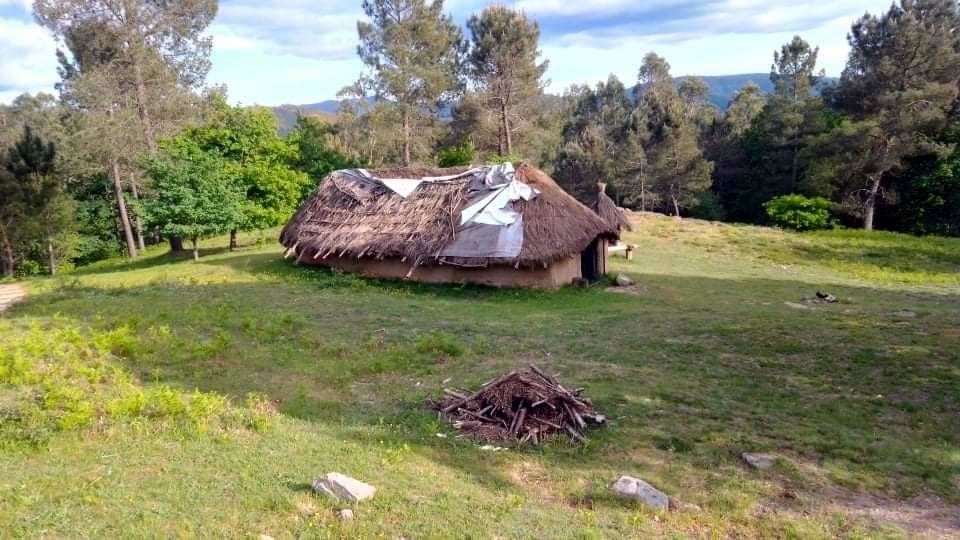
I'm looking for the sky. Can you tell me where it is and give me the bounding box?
[0,0,893,106]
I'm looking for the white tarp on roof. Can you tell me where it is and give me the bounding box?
[360,163,538,260]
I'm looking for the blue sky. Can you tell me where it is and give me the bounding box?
[1,0,892,106]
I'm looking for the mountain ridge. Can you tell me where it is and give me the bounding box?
[272,73,835,132]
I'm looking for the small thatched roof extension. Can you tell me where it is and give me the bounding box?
[593,184,632,232]
[280,164,617,269]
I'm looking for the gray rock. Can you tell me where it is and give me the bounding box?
[892,310,916,318]
[312,473,376,502]
[611,475,669,510]
[742,452,777,470]
[336,508,355,520]
[615,274,634,287]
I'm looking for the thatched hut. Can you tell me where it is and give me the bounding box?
[279,164,619,288]
[593,183,632,233]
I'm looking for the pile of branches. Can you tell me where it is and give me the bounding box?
[430,365,605,445]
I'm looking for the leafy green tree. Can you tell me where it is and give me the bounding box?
[763,194,835,231]
[175,102,312,249]
[819,0,960,229]
[287,115,360,198]
[466,5,548,156]
[354,0,465,166]
[141,139,242,261]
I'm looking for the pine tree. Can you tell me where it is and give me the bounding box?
[354,0,465,166]
[821,0,960,229]
[466,5,548,156]
[2,126,74,275]
[635,54,714,216]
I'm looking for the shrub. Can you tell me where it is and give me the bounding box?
[763,194,836,231]
[0,321,273,447]
[414,331,466,357]
[438,141,475,167]
[487,153,522,165]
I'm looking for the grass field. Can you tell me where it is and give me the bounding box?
[1,214,958,538]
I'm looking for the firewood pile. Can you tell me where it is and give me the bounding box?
[430,365,605,445]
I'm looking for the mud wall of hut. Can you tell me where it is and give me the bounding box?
[303,255,583,289]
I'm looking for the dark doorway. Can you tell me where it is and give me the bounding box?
[581,238,601,282]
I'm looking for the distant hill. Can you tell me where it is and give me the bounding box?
[675,74,773,109]
[271,73,837,132]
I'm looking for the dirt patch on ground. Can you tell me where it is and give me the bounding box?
[0,283,26,313]
[831,492,960,539]
[508,460,559,503]
[605,285,647,296]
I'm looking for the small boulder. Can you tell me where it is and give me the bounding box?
[336,508,355,520]
[615,274,634,287]
[742,452,777,470]
[312,473,376,502]
[891,310,916,318]
[611,475,669,510]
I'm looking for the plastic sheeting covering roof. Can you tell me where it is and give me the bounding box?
[369,163,538,259]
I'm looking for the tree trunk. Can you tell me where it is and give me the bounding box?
[111,158,138,258]
[191,237,199,261]
[229,229,237,251]
[863,174,882,231]
[672,195,681,217]
[1,243,13,278]
[133,60,158,153]
[47,237,56,276]
[129,179,146,251]
[500,99,512,156]
[169,236,184,252]
[402,108,411,167]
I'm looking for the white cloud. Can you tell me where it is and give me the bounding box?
[0,17,59,99]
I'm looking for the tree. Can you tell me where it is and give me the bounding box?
[35,0,219,251]
[704,82,767,217]
[552,76,641,204]
[354,0,465,166]
[287,115,360,196]
[822,0,960,229]
[2,127,75,276]
[142,138,242,261]
[35,0,218,152]
[635,53,714,216]
[173,101,313,250]
[466,6,548,156]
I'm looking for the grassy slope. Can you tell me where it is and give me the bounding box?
[1,218,958,539]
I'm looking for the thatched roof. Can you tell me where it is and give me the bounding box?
[593,186,632,232]
[280,164,617,268]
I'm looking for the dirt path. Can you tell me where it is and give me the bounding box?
[0,283,26,314]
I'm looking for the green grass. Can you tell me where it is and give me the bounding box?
[1,217,958,538]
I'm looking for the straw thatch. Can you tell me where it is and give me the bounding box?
[593,184,632,232]
[280,164,617,269]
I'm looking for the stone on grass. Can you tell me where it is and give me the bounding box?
[891,310,916,318]
[615,274,634,287]
[336,508,355,520]
[742,452,777,470]
[312,473,376,502]
[611,475,669,510]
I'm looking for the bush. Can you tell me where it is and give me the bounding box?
[763,194,836,231]
[487,153,522,165]
[438,141,475,167]
[0,321,274,447]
